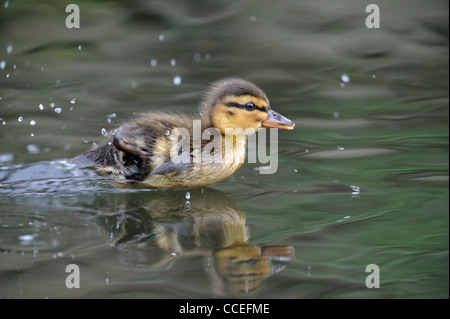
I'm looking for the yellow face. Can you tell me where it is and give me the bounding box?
[211,95,270,135]
[211,94,295,135]
[214,244,271,293]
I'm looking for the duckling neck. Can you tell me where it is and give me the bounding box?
[221,133,247,165]
[198,111,247,165]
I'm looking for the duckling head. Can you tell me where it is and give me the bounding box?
[201,78,295,135]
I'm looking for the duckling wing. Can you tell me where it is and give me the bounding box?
[149,160,191,176]
[69,141,117,169]
[70,112,198,182]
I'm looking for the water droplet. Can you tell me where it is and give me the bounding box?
[39,104,44,110]
[341,73,350,83]
[26,144,40,154]
[30,133,34,137]
[18,116,23,122]
[305,149,309,153]
[5,73,9,78]
[333,111,339,119]
[1,61,5,69]
[78,45,82,51]
[350,185,360,195]
[293,169,298,173]
[185,191,190,200]
[101,128,107,136]
[131,81,137,89]
[340,82,346,88]
[19,234,35,241]
[165,130,170,136]
[150,59,157,67]
[173,75,181,86]
[0,153,13,162]
[54,107,62,114]
[50,102,55,108]
[372,74,376,79]
[70,98,76,104]
[7,45,13,54]
[158,34,165,41]
[170,58,176,66]
[30,120,36,126]
[194,53,201,62]
[5,1,9,9]
[337,146,345,151]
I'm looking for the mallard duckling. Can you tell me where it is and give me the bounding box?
[70,78,295,189]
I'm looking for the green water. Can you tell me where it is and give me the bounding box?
[0,0,448,298]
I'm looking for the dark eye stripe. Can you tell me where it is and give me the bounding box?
[225,102,268,113]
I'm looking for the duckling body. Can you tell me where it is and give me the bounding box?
[70,78,294,189]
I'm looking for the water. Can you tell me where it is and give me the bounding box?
[0,0,448,298]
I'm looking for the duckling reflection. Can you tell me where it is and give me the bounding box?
[101,188,294,295]
[212,243,294,295]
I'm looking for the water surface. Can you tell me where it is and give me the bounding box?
[0,0,448,298]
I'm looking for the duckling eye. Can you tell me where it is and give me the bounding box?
[245,102,257,111]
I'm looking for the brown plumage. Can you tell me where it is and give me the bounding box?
[70,78,295,189]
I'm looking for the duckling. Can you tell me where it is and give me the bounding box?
[70,78,295,189]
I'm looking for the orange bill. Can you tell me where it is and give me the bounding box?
[262,109,295,130]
